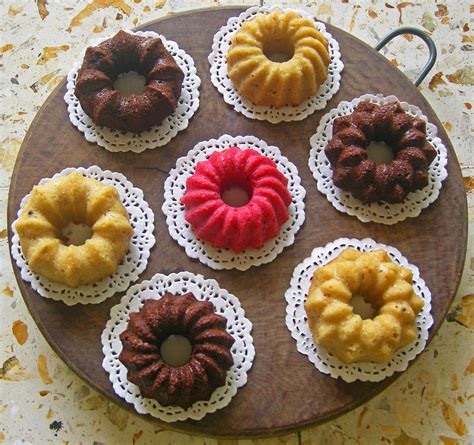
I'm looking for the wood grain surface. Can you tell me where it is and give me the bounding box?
[7,7,468,439]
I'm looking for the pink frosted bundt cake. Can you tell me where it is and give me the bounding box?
[325,101,438,203]
[75,30,184,133]
[119,293,235,408]
[181,146,292,252]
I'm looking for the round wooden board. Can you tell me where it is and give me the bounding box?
[7,7,467,439]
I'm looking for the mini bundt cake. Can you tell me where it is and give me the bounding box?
[325,101,438,203]
[15,172,133,288]
[304,249,424,363]
[119,293,235,408]
[227,9,330,107]
[181,146,292,253]
[75,30,184,133]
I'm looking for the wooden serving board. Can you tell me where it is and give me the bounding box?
[7,7,467,438]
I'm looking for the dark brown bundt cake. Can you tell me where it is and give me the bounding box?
[325,101,437,203]
[119,292,235,409]
[75,30,184,133]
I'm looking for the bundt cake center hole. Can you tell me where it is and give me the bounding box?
[351,295,377,320]
[221,183,251,207]
[262,40,295,63]
[366,140,395,165]
[160,335,193,367]
[60,223,93,246]
[113,71,146,96]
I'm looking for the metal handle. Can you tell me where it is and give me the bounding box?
[375,27,437,87]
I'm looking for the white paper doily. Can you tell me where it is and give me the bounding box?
[285,237,433,382]
[309,94,449,224]
[208,5,344,123]
[64,30,201,153]
[11,166,155,305]
[162,134,306,270]
[101,271,254,422]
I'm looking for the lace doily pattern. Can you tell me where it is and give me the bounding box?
[162,134,306,270]
[64,30,201,153]
[285,237,433,382]
[308,94,449,224]
[208,5,344,123]
[101,271,254,422]
[11,166,155,306]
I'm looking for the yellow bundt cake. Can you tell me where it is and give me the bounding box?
[15,172,133,288]
[227,9,330,107]
[304,249,424,363]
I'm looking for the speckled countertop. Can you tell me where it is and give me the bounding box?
[1,1,473,444]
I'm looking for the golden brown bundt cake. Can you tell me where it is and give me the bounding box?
[75,30,184,133]
[325,101,438,203]
[304,249,424,363]
[119,293,235,408]
[227,9,330,107]
[15,172,133,288]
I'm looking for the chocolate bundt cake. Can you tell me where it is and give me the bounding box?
[227,9,330,107]
[119,293,235,409]
[75,30,184,133]
[181,146,292,252]
[325,101,438,203]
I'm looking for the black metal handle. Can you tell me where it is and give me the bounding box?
[375,27,437,87]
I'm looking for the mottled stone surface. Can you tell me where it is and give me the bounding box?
[0,1,472,443]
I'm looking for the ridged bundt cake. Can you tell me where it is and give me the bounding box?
[304,248,424,363]
[119,293,235,408]
[181,146,292,253]
[15,172,133,288]
[227,9,330,107]
[325,101,438,203]
[75,30,184,133]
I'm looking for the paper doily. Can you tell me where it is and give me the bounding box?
[285,237,433,382]
[162,134,306,270]
[208,5,344,123]
[64,30,201,153]
[11,166,155,305]
[308,94,449,224]
[101,271,254,422]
